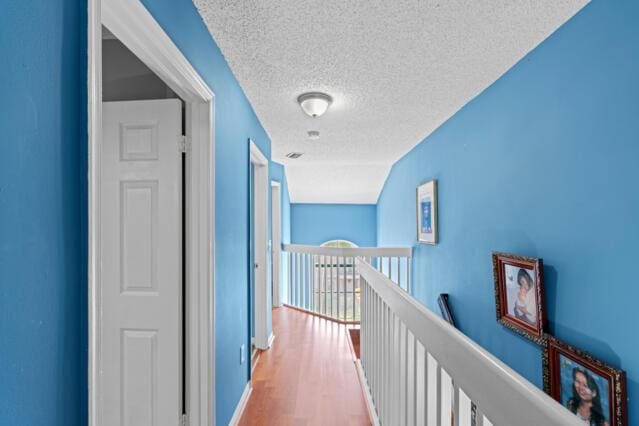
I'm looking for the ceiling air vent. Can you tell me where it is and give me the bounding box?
[286,152,303,159]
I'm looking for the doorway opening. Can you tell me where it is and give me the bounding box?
[270,181,282,309]
[248,140,272,355]
[101,25,188,425]
[89,1,215,425]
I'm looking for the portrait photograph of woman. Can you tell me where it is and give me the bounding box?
[544,336,627,426]
[492,252,546,344]
[561,356,610,425]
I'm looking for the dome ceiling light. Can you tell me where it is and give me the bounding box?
[297,92,332,118]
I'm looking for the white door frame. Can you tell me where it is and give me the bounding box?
[88,1,215,425]
[270,181,282,308]
[249,140,270,350]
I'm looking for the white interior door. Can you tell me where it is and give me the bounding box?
[271,183,282,308]
[250,141,270,349]
[101,99,182,426]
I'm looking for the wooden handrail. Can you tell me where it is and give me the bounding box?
[357,259,580,426]
[282,243,412,258]
[281,245,412,324]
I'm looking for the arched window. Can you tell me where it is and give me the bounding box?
[320,239,358,248]
[317,239,359,321]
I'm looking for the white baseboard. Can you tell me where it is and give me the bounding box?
[355,360,380,426]
[229,381,252,426]
[251,350,260,376]
[267,333,275,348]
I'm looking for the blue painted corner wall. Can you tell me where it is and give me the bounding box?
[377,0,638,422]
[0,1,86,424]
[291,204,377,247]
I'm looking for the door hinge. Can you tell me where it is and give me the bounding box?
[180,413,188,426]
[178,135,190,153]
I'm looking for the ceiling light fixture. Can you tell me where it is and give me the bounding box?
[307,130,320,140]
[297,92,332,118]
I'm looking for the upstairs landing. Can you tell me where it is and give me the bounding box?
[240,307,370,425]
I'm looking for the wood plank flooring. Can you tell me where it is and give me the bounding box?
[239,307,371,426]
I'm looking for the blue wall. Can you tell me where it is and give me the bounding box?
[0,1,86,425]
[291,204,377,247]
[377,0,637,421]
[1,0,274,424]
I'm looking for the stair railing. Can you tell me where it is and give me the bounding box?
[357,258,580,426]
[281,244,412,323]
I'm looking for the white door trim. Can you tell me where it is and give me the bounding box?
[249,140,270,350]
[270,181,282,308]
[88,1,215,425]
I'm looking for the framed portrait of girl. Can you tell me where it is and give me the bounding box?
[492,252,546,344]
[543,336,627,426]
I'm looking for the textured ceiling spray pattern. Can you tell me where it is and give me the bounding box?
[193,0,588,203]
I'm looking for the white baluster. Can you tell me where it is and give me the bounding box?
[427,352,439,426]
[288,252,292,304]
[440,368,453,426]
[458,388,472,426]
[337,256,341,321]
[417,335,425,426]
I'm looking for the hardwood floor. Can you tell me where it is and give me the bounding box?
[239,307,371,426]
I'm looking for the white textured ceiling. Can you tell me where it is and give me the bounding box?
[193,0,588,203]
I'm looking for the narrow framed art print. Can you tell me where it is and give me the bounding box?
[437,293,455,327]
[492,252,546,344]
[416,179,438,244]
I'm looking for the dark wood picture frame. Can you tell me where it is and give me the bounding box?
[492,252,546,344]
[437,293,455,327]
[543,336,628,426]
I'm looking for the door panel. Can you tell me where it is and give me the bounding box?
[120,180,158,293]
[249,164,255,343]
[101,99,182,426]
[251,157,269,350]
[121,329,157,426]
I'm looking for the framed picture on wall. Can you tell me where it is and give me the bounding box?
[492,252,546,344]
[437,293,455,327]
[416,179,438,244]
[543,336,627,426]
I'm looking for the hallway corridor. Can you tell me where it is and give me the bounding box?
[239,307,370,425]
